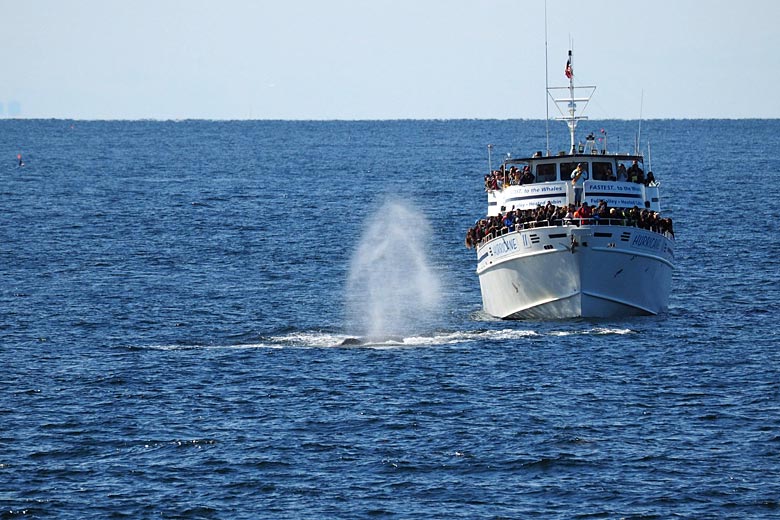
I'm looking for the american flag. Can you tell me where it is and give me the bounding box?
[565,58,573,79]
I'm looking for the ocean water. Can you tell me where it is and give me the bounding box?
[1,119,779,518]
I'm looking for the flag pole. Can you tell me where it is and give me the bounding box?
[566,49,576,153]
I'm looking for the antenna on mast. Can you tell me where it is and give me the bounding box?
[566,49,576,153]
[647,141,652,172]
[636,89,644,154]
[544,1,550,156]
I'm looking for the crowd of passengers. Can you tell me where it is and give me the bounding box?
[485,161,655,191]
[464,200,675,249]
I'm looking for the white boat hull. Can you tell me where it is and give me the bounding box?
[476,224,674,319]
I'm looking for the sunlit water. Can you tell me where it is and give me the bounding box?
[1,119,779,518]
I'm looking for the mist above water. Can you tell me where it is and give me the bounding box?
[345,199,441,341]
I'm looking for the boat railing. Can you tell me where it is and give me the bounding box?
[477,218,673,248]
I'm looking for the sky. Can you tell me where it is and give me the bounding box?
[1,0,779,120]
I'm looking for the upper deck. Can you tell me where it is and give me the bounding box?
[483,48,662,216]
[485,152,660,216]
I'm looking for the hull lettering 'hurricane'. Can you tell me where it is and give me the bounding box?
[465,50,675,319]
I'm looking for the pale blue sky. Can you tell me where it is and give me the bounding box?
[2,0,778,119]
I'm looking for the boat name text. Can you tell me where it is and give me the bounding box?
[492,237,519,257]
[631,234,661,250]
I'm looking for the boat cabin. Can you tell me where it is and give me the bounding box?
[486,153,660,216]
[504,152,647,183]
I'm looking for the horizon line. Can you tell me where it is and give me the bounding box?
[1,116,779,123]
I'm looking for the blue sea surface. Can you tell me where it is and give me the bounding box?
[1,119,779,518]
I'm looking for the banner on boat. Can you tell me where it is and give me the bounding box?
[584,181,644,208]
[499,182,568,210]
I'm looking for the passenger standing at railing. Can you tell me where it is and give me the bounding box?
[563,204,575,224]
[503,212,515,232]
[617,163,628,182]
[509,167,520,186]
[571,163,585,206]
[520,165,534,185]
[574,202,592,221]
[550,205,566,224]
[628,160,644,184]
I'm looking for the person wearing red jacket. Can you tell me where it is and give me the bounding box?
[573,202,592,221]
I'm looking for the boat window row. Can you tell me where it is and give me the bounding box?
[486,159,653,190]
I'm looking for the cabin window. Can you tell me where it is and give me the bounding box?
[535,163,557,182]
[592,162,614,180]
[560,162,587,181]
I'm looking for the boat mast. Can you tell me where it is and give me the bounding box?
[565,50,577,153]
[544,1,550,156]
[548,49,594,155]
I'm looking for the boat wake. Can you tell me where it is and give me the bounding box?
[130,326,637,351]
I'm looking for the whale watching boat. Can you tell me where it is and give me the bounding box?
[466,51,675,319]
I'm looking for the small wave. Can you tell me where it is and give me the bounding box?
[124,331,346,350]
[173,438,218,448]
[125,342,281,351]
[549,327,636,337]
[591,327,636,335]
[472,328,540,341]
[132,439,218,451]
[270,331,347,347]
